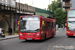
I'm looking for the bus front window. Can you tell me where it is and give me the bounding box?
[20,17,40,33]
[68,9,75,17]
[68,22,75,31]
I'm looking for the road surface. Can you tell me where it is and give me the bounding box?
[0,29,75,50]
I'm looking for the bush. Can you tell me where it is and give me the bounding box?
[14,30,18,33]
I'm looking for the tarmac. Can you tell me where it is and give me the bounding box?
[0,35,18,41]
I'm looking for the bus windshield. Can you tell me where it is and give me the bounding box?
[20,17,40,33]
[68,9,75,17]
[68,21,75,31]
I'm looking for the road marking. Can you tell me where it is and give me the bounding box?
[53,45,75,50]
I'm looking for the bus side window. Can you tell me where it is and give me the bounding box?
[52,22,53,28]
[52,22,54,28]
[41,26,45,30]
[46,22,50,29]
[53,22,55,28]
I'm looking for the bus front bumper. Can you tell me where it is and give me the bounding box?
[19,35,41,40]
[67,32,75,36]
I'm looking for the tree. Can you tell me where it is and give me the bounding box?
[54,8,67,27]
[57,0,61,2]
[47,0,62,15]
[25,3,28,5]
[47,0,67,27]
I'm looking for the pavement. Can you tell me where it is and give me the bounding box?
[0,35,18,41]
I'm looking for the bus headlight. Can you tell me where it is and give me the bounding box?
[37,34,40,36]
[67,31,70,33]
[20,33,23,36]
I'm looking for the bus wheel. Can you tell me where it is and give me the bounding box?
[51,33,54,38]
[41,34,46,40]
[43,34,46,40]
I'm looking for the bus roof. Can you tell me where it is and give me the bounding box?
[68,8,75,11]
[20,15,55,22]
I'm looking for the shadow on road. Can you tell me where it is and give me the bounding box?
[20,37,55,43]
[67,36,75,38]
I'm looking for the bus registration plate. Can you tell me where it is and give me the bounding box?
[27,38,32,40]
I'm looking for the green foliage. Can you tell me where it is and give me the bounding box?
[47,0,68,27]
[47,0,62,14]
[54,8,68,26]
[57,0,61,2]
[25,3,28,5]
[14,30,18,33]
[3,28,7,33]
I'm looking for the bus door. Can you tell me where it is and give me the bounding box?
[51,22,55,36]
[46,22,51,38]
[41,20,46,39]
[50,22,53,37]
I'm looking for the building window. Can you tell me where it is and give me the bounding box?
[46,22,50,29]
[62,8,65,11]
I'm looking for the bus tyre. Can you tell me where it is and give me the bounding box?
[41,34,46,40]
[51,33,54,38]
[44,34,46,40]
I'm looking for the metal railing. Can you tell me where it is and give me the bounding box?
[62,3,71,7]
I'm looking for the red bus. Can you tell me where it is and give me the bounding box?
[66,8,75,37]
[18,15,56,40]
